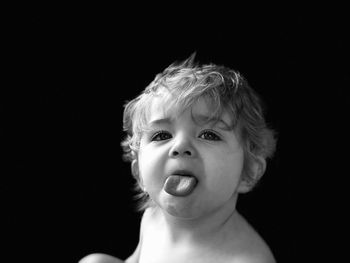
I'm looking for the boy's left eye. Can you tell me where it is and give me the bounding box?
[198,130,221,141]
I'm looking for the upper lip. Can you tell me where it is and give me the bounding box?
[171,169,195,177]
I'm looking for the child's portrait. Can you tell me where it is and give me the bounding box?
[80,54,278,263]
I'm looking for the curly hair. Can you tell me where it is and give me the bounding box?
[121,54,277,211]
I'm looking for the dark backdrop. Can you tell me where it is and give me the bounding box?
[3,6,348,263]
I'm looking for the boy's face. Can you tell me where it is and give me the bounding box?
[137,95,246,219]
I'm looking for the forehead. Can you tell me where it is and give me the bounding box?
[147,94,233,127]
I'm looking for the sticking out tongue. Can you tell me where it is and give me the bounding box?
[164,175,198,196]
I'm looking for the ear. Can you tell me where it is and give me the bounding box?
[131,159,145,189]
[131,159,139,178]
[238,156,266,193]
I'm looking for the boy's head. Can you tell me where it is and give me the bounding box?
[122,54,277,211]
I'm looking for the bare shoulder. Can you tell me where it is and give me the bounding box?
[123,208,157,263]
[228,213,276,263]
[79,208,158,263]
[236,233,276,263]
[78,253,124,263]
[232,250,276,263]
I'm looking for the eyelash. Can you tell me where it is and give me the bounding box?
[151,130,172,141]
[150,130,221,142]
[199,130,222,141]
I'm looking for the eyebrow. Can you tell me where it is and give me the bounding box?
[149,117,173,126]
[197,116,232,130]
[148,115,231,130]
[194,114,229,126]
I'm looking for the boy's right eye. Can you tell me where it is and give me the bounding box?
[151,131,172,141]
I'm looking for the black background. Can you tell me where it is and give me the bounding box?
[2,5,348,263]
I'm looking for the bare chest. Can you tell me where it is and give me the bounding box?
[138,232,235,263]
[139,246,230,263]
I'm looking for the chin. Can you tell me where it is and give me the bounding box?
[159,193,206,219]
[165,204,198,219]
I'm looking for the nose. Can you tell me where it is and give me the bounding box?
[169,134,196,158]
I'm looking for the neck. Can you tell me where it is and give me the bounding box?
[157,195,241,245]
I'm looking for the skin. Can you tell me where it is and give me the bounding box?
[79,94,275,263]
[137,96,249,220]
[125,95,274,262]
[78,253,124,263]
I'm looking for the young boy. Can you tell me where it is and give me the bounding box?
[80,55,277,263]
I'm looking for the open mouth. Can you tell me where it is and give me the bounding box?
[164,170,198,196]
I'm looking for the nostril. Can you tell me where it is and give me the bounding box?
[169,148,193,158]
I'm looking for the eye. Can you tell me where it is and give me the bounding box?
[151,130,172,141]
[199,130,221,141]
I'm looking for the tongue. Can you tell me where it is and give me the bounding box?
[164,175,197,196]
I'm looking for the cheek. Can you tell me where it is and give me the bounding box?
[138,146,168,187]
[204,151,244,193]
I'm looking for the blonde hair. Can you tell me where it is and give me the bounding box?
[121,54,277,211]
